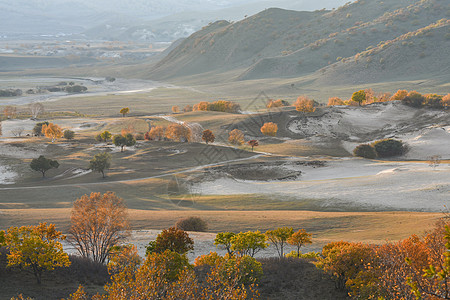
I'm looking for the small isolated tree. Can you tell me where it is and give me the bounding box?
[119,107,129,117]
[214,232,236,255]
[2,223,70,284]
[247,140,259,152]
[63,129,75,140]
[202,129,215,144]
[33,121,49,136]
[29,102,44,120]
[351,90,366,106]
[328,97,344,106]
[372,138,405,158]
[175,217,208,232]
[287,229,312,258]
[261,122,278,136]
[228,129,245,145]
[42,122,63,142]
[11,127,24,137]
[89,152,111,178]
[100,130,112,142]
[30,155,59,177]
[265,227,294,258]
[353,144,377,159]
[294,96,316,112]
[146,227,194,256]
[113,133,136,152]
[231,231,268,257]
[172,105,180,113]
[69,191,129,264]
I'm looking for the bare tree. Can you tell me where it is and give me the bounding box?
[69,191,129,263]
[11,127,24,137]
[29,102,44,120]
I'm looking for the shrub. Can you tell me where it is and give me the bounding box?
[402,91,425,107]
[146,227,194,256]
[134,133,144,140]
[353,144,377,159]
[175,217,208,232]
[294,96,316,112]
[260,122,278,136]
[63,130,75,140]
[372,139,405,157]
[328,97,344,106]
[285,251,320,259]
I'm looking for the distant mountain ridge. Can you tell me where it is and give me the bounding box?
[150,0,450,84]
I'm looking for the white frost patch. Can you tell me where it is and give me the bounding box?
[0,161,17,184]
[197,159,450,211]
[400,126,450,160]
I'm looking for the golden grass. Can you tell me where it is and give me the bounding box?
[0,209,441,246]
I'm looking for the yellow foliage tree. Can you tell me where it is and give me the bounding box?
[260,122,278,136]
[41,122,63,142]
[294,96,316,112]
[327,97,344,106]
[119,107,129,117]
[391,90,408,101]
[442,93,450,107]
[287,229,312,258]
[228,129,245,145]
[1,223,70,284]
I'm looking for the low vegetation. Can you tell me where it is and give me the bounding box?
[354,139,406,159]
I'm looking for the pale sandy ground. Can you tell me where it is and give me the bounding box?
[197,159,450,212]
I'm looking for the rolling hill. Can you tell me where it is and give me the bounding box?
[150,0,450,84]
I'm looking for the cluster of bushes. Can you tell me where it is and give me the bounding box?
[317,220,450,299]
[267,99,290,108]
[0,89,22,97]
[193,100,241,113]
[37,84,88,94]
[353,139,406,159]
[327,89,450,108]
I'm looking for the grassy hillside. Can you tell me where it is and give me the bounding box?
[150,0,449,83]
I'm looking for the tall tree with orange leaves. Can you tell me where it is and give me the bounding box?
[41,123,63,142]
[69,192,129,263]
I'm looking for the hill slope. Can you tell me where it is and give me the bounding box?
[150,0,450,83]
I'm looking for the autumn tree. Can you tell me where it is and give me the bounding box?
[1,223,70,284]
[260,122,278,136]
[100,130,112,142]
[172,106,180,113]
[32,121,49,136]
[63,129,75,140]
[202,129,215,144]
[89,152,111,178]
[294,96,316,112]
[69,191,129,264]
[148,126,165,141]
[113,133,136,152]
[443,93,450,107]
[3,105,17,119]
[228,129,245,145]
[119,107,129,117]
[183,105,193,112]
[351,90,366,106]
[267,99,289,109]
[231,231,268,257]
[214,232,236,255]
[165,123,191,142]
[108,244,142,275]
[247,140,259,152]
[287,229,312,258]
[42,122,63,142]
[402,90,425,107]
[265,227,294,258]
[327,97,344,106]
[29,102,44,120]
[391,89,408,101]
[146,227,194,256]
[30,155,59,177]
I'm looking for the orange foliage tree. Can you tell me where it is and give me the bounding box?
[41,122,63,142]
[172,106,180,113]
[165,123,191,142]
[287,229,312,258]
[183,105,193,112]
[260,122,278,136]
[69,191,129,264]
[247,140,259,151]
[193,101,209,111]
[391,89,408,101]
[442,94,450,107]
[147,126,165,141]
[229,129,245,145]
[202,129,215,144]
[267,99,289,109]
[294,96,316,112]
[327,97,344,106]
